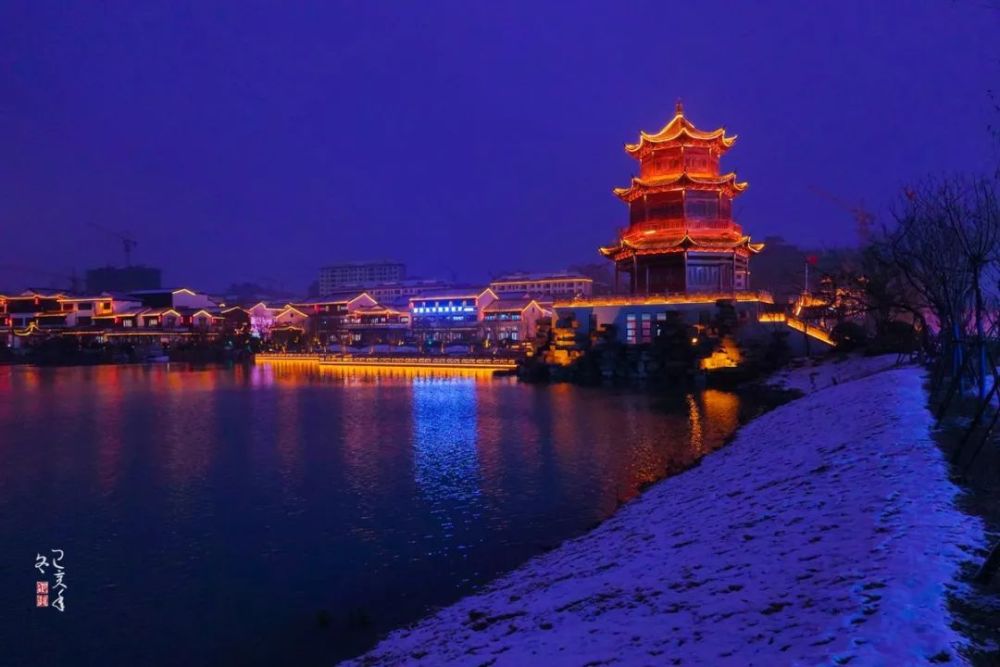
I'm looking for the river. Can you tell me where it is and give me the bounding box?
[0,362,760,665]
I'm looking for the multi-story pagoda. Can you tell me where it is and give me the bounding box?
[601,102,763,295]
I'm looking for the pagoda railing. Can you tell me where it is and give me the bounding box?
[618,218,744,238]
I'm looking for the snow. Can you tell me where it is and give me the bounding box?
[344,361,985,666]
[769,353,905,396]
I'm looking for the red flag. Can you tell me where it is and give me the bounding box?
[805,255,819,266]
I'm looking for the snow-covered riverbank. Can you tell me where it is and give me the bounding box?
[345,361,985,666]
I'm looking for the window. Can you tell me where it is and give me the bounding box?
[648,192,684,220]
[720,197,732,219]
[685,192,718,219]
[78,302,93,311]
[625,314,637,344]
[641,313,652,343]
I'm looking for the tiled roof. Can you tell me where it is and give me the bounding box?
[409,287,494,301]
[491,272,591,283]
[291,291,371,305]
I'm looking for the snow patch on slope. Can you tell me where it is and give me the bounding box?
[770,353,904,395]
[345,365,983,666]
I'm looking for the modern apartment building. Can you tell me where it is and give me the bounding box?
[318,261,405,296]
[489,272,593,299]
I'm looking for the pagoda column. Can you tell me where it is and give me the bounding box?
[682,252,688,294]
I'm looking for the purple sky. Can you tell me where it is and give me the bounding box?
[1,1,997,293]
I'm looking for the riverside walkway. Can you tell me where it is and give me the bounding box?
[254,352,518,372]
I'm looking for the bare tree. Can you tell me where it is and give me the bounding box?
[951,179,1000,397]
[871,175,1000,395]
[884,180,972,377]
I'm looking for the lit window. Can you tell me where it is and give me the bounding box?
[626,314,636,344]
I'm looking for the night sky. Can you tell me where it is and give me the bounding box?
[2,1,997,293]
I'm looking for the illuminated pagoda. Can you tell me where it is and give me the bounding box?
[600,102,763,295]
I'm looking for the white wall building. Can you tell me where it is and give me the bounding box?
[318,262,406,296]
[490,272,593,299]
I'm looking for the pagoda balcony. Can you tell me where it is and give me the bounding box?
[619,218,744,238]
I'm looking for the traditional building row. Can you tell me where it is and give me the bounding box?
[0,288,231,347]
[1,283,558,350]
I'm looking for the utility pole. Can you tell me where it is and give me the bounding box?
[804,254,818,294]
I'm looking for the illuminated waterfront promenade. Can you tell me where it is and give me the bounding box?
[254,352,518,372]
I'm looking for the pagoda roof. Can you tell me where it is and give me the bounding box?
[625,102,737,157]
[613,172,748,202]
[600,234,765,259]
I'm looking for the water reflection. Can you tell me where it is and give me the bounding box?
[95,367,125,496]
[250,362,275,387]
[275,386,302,491]
[0,363,756,667]
[701,389,741,433]
[411,377,481,504]
[687,394,705,455]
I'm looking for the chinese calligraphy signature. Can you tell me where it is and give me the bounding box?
[35,549,66,612]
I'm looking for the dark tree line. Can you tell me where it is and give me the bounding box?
[867,176,1000,396]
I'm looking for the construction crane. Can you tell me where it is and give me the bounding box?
[87,222,138,266]
[808,185,874,243]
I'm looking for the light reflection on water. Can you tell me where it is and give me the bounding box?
[0,363,749,666]
[412,378,481,503]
